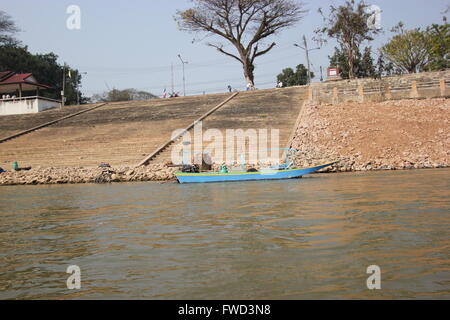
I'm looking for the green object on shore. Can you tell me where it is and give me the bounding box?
[12,161,18,171]
[219,165,228,174]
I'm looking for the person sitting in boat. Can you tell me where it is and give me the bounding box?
[193,153,212,171]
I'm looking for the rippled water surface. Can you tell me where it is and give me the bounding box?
[0,169,449,299]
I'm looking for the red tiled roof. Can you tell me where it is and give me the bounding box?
[0,72,51,89]
[0,71,14,81]
[0,73,33,84]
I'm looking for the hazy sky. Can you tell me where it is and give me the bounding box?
[2,0,448,97]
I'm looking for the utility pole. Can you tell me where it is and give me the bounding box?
[178,54,188,96]
[62,63,66,108]
[294,35,320,85]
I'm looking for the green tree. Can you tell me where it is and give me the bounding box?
[358,46,376,78]
[175,0,307,86]
[92,89,158,102]
[425,22,450,71]
[380,23,430,74]
[329,46,377,79]
[316,0,381,79]
[276,64,313,87]
[0,11,84,105]
[0,44,84,105]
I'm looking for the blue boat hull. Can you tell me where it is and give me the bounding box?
[176,162,336,184]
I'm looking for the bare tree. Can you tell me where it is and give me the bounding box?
[175,0,307,86]
[0,10,19,45]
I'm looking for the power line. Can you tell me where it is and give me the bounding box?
[77,45,302,76]
[84,72,279,95]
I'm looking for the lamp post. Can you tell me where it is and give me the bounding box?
[62,63,66,108]
[294,35,320,85]
[178,54,188,96]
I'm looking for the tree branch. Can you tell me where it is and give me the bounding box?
[207,43,242,63]
[251,42,276,64]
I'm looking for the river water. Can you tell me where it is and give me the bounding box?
[0,169,449,299]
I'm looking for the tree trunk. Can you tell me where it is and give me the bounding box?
[242,58,255,86]
[348,48,355,79]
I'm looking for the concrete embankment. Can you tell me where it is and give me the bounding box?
[1,97,448,186]
[0,70,449,186]
[0,87,305,185]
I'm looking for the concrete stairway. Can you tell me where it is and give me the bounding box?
[0,87,306,169]
[0,93,233,168]
[150,86,307,166]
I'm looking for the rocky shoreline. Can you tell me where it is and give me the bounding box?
[0,161,448,186]
[0,162,291,186]
[0,164,179,186]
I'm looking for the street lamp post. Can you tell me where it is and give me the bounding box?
[178,54,188,96]
[294,35,320,85]
[62,63,66,108]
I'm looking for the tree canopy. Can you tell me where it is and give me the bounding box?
[92,89,158,103]
[380,21,449,74]
[329,46,378,79]
[276,64,313,87]
[175,0,307,86]
[0,44,85,105]
[316,0,381,79]
[0,11,85,105]
[425,22,450,71]
[380,23,430,74]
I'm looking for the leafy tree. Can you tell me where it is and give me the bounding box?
[316,0,381,79]
[175,0,307,86]
[358,46,376,78]
[0,11,84,105]
[328,47,347,78]
[0,10,19,45]
[92,89,158,102]
[380,23,430,74]
[425,22,450,71]
[381,21,449,74]
[0,44,84,105]
[276,64,313,87]
[329,46,377,79]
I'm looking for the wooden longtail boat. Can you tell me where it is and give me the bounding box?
[175,162,337,184]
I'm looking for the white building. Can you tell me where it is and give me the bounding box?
[0,71,61,116]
